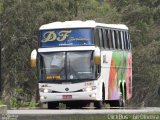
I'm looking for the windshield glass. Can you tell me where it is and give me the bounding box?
[67,52,95,80]
[40,28,93,47]
[40,51,96,81]
[40,52,66,80]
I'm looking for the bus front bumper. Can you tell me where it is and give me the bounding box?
[40,91,98,103]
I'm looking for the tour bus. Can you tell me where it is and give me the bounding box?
[31,20,132,109]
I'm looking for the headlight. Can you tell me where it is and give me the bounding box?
[40,96,47,100]
[40,88,52,93]
[83,86,96,92]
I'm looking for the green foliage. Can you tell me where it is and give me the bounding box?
[112,0,160,106]
[0,0,3,15]
[131,41,160,106]
[23,100,39,108]
[1,0,112,106]
[28,100,39,108]
[0,99,5,105]
[75,0,110,20]
[10,97,18,108]
[1,0,160,107]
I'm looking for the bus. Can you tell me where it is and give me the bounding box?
[31,20,132,109]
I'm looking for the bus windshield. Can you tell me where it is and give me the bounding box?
[40,28,93,47]
[40,51,96,81]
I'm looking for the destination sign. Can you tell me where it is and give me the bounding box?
[39,29,93,47]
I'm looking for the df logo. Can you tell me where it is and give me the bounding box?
[42,30,71,42]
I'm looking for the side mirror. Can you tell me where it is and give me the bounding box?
[31,49,37,68]
[93,46,101,65]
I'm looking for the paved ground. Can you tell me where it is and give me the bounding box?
[7,108,160,115]
[0,108,159,120]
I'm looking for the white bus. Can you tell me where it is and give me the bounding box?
[31,20,132,109]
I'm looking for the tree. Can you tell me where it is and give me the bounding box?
[1,0,160,107]
[1,0,112,107]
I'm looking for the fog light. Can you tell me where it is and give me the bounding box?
[44,89,49,93]
[83,86,96,92]
[40,88,52,93]
[84,87,92,91]
[40,96,47,100]
[89,93,96,98]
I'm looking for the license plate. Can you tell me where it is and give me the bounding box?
[62,95,72,99]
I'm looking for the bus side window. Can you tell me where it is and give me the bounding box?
[126,31,131,50]
[94,29,100,47]
[114,30,118,49]
[98,28,104,48]
[111,30,115,49]
[104,29,110,49]
[102,29,107,49]
[122,31,126,50]
[128,33,131,50]
[125,31,129,50]
[120,31,124,50]
[118,31,122,49]
[107,30,113,49]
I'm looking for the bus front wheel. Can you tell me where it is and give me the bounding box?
[94,84,105,109]
[94,101,103,109]
[48,102,59,109]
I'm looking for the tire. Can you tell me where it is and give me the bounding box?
[118,95,125,107]
[94,84,105,109]
[94,101,103,109]
[66,101,83,109]
[88,102,94,109]
[48,102,59,109]
[109,94,125,108]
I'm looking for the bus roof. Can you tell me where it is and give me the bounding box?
[39,20,128,30]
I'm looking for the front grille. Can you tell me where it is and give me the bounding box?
[51,89,83,93]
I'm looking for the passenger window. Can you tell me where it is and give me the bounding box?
[98,29,104,48]
[118,31,122,49]
[105,30,110,49]
[108,30,113,49]
[122,31,126,50]
[111,30,115,49]
[120,32,124,50]
[125,32,129,50]
[126,31,131,50]
[95,29,100,47]
[102,29,107,49]
[128,34,131,50]
[114,30,118,49]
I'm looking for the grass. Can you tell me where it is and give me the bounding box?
[16,114,160,120]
